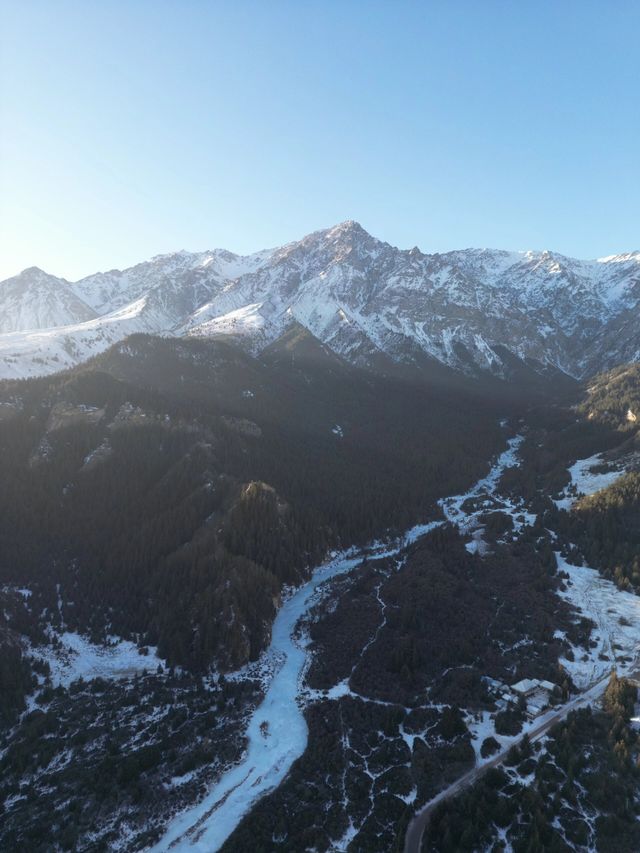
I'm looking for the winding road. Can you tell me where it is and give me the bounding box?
[403,669,638,853]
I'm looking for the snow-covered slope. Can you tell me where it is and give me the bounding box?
[1,223,639,380]
[0,267,97,333]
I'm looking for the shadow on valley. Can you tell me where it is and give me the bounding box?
[0,332,516,683]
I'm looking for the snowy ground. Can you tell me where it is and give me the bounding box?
[31,632,163,688]
[438,435,536,553]
[547,450,640,690]
[553,452,626,510]
[556,554,640,689]
[439,440,640,694]
[404,444,640,853]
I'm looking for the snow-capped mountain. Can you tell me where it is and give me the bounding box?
[0,267,97,334]
[1,221,639,380]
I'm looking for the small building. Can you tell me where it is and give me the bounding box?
[511,678,540,697]
[511,678,556,717]
[481,676,512,711]
[483,676,508,693]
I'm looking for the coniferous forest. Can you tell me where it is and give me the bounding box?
[0,334,514,706]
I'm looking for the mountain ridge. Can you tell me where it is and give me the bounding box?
[1,221,639,381]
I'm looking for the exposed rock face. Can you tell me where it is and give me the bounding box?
[1,222,639,381]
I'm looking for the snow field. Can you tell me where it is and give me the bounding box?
[30,631,163,688]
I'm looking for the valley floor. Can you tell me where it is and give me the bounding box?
[149,431,640,852]
[4,418,640,853]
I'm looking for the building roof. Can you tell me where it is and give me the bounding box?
[511,678,539,694]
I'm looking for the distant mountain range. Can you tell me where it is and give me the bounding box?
[2,220,639,381]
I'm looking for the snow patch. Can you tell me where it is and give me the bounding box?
[32,632,163,687]
[553,453,625,510]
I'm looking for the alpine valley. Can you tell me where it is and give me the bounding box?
[4,223,640,853]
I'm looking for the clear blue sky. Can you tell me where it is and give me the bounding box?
[1,0,638,281]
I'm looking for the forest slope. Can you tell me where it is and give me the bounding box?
[0,331,522,690]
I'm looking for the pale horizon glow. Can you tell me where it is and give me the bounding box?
[1,0,639,281]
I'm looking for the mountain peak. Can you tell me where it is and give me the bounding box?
[4,266,71,288]
[324,220,378,245]
[316,220,384,254]
[598,250,640,264]
[330,219,366,234]
[19,266,56,279]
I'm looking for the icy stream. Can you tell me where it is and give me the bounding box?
[151,536,441,851]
